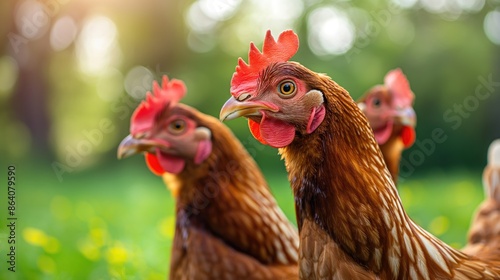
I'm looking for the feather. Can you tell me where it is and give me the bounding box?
[462,139,500,262]
[120,75,299,279]
[226,30,500,279]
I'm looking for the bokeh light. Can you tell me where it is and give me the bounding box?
[76,15,122,76]
[186,1,218,34]
[420,0,451,14]
[78,238,101,261]
[187,0,304,54]
[23,227,60,254]
[15,0,50,40]
[24,227,49,247]
[249,0,304,35]
[124,66,154,100]
[391,0,418,8]
[456,0,484,12]
[185,0,240,53]
[307,6,355,56]
[0,55,19,95]
[484,9,500,45]
[199,0,241,21]
[50,16,78,52]
[419,0,485,19]
[106,242,129,265]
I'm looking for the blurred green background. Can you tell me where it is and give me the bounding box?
[0,0,499,278]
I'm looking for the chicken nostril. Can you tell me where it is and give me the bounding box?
[237,93,251,102]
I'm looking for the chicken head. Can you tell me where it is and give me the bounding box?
[358,69,416,147]
[117,76,212,175]
[220,30,327,148]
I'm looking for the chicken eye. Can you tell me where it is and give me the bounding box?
[168,119,187,135]
[278,80,296,97]
[372,97,381,108]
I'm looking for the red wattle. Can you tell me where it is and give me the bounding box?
[259,112,296,148]
[248,119,268,145]
[156,148,186,174]
[401,126,416,148]
[145,153,164,176]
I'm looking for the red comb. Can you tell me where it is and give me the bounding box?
[230,30,299,97]
[384,68,414,108]
[130,75,186,135]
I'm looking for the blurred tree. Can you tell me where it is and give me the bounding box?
[12,36,51,157]
[0,0,499,174]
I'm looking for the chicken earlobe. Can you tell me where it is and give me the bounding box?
[193,139,212,164]
[303,90,326,134]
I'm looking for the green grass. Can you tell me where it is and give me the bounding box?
[0,160,486,279]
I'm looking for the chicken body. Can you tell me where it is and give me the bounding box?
[462,139,500,262]
[357,69,416,184]
[118,76,298,279]
[163,125,299,279]
[220,30,500,279]
[360,75,500,262]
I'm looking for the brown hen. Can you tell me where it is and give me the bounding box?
[462,139,500,262]
[357,69,416,184]
[118,76,298,279]
[220,30,500,279]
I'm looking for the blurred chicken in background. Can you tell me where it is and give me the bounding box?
[118,76,298,279]
[358,68,416,185]
[463,139,500,261]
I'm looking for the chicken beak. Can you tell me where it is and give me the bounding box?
[219,96,278,121]
[118,135,142,159]
[117,134,162,159]
[395,107,416,127]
